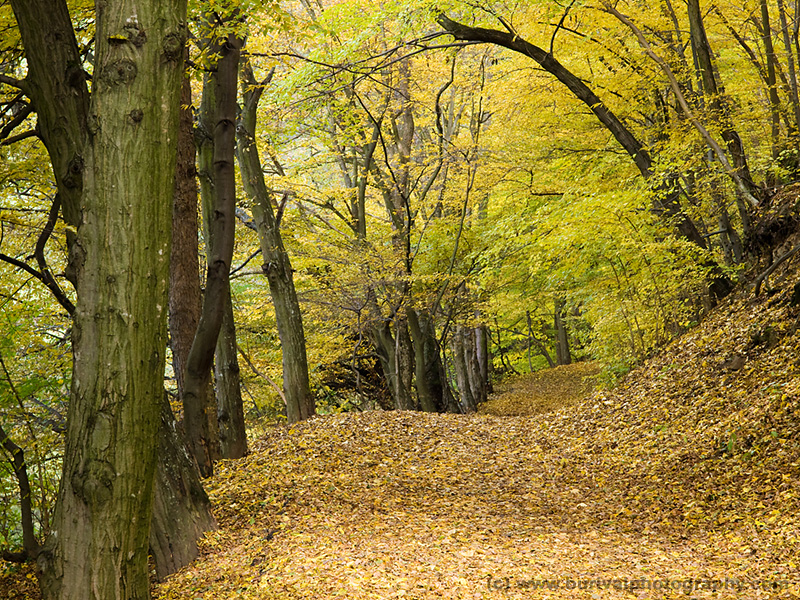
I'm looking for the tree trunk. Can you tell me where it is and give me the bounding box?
[451,326,477,412]
[0,419,39,560]
[554,298,572,366]
[183,31,244,475]
[215,290,247,458]
[170,55,203,411]
[475,324,492,394]
[149,393,217,581]
[407,308,458,412]
[371,318,415,411]
[237,59,315,424]
[155,45,218,580]
[464,328,486,406]
[32,1,186,597]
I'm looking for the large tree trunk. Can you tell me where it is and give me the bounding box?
[236,59,315,424]
[31,1,186,597]
[150,393,217,581]
[215,291,247,458]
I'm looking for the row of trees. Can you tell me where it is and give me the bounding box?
[2,0,800,597]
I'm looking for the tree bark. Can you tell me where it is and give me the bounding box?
[170,55,203,410]
[555,298,572,366]
[371,319,416,411]
[183,31,244,475]
[407,307,457,412]
[149,393,217,581]
[215,290,247,458]
[237,59,315,424]
[29,1,186,597]
[451,326,477,413]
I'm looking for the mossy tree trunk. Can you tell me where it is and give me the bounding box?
[15,0,187,597]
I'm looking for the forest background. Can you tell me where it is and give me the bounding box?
[1,0,800,598]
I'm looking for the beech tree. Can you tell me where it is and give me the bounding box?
[9,0,187,598]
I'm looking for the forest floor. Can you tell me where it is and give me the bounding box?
[3,281,800,599]
[154,285,799,599]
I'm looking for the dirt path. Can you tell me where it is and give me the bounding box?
[155,363,797,599]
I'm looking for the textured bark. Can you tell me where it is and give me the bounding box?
[28,0,186,597]
[170,66,203,405]
[237,59,315,424]
[215,291,247,458]
[150,393,217,581]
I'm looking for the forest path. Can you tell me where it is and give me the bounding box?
[156,359,797,599]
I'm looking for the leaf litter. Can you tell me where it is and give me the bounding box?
[155,288,800,599]
[3,283,799,599]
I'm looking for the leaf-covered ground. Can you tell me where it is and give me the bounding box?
[154,287,800,599]
[3,283,800,599]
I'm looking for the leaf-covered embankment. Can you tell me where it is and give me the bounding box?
[154,282,800,599]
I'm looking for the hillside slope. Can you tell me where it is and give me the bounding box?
[152,279,799,598]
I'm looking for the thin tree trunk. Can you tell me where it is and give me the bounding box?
[183,29,244,475]
[555,298,572,366]
[170,60,203,405]
[475,324,492,394]
[0,419,39,560]
[407,307,457,412]
[372,319,415,410]
[451,326,477,412]
[155,44,218,580]
[237,59,315,423]
[215,289,247,458]
[465,328,486,405]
